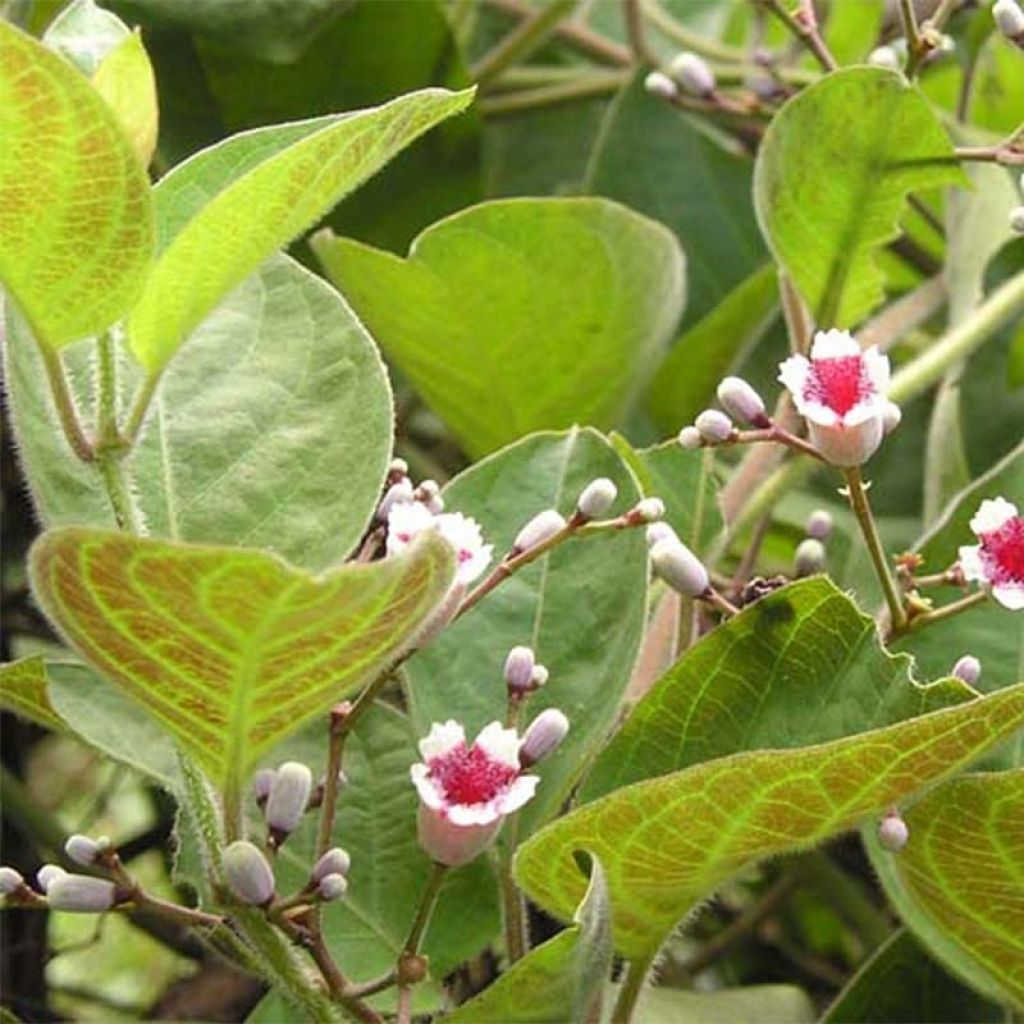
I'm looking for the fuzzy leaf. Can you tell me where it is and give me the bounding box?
[91,32,159,167]
[0,657,66,732]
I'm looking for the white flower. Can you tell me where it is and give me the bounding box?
[778,329,891,466]
[958,497,1024,610]
[386,503,492,586]
[410,720,539,866]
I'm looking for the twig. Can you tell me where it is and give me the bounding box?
[761,0,837,72]
[479,70,629,116]
[624,0,655,64]
[890,589,989,640]
[471,0,575,89]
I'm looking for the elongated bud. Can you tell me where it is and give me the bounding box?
[805,509,833,540]
[577,478,618,520]
[37,864,66,893]
[377,478,414,522]
[877,811,910,852]
[389,457,409,479]
[1011,207,1024,234]
[47,875,117,913]
[530,664,550,690]
[65,834,108,867]
[794,538,826,577]
[265,762,313,835]
[223,841,275,906]
[951,654,981,685]
[644,70,678,100]
[633,497,665,523]
[504,645,536,692]
[513,509,566,553]
[882,401,902,436]
[519,709,570,767]
[993,0,1024,40]
[317,873,348,901]
[0,867,25,895]
[646,522,678,548]
[678,425,702,451]
[670,51,715,96]
[252,768,276,806]
[313,847,352,883]
[695,408,734,443]
[416,479,444,515]
[650,538,709,597]
[867,45,901,70]
[717,376,768,427]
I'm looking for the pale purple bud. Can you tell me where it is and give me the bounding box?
[646,522,678,548]
[223,841,275,906]
[1010,207,1024,234]
[577,478,618,520]
[994,0,1024,38]
[670,51,716,96]
[805,509,833,540]
[650,538,710,597]
[0,867,25,895]
[504,645,536,692]
[695,408,734,443]
[47,875,117,913]
[644,70,678,100]
[519,709,570,767]
[633,497,665,523]
[882,401,902,436]
[513,509,566,553]
[389,457,409,478]
[317,873,348,901]
[717,376,768,426]
[265,762,313,835]
[878,811,910,852]
[416,480,445,515]
[951,655,981,685]
[37,864,66,893]
[530,664,550,690]
[65,834,106,867]
[795,538,826,577]
[868,45,901,70]
[252,768,276,804]
[312,847,351,883]
[377,479,414,522]
[678,425,702,450]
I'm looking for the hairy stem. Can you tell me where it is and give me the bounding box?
[39,343,93,462]
[403,861,447,957]
[612,954,653,1024]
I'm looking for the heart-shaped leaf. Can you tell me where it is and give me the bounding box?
[754,67,966,327]
[29,527,455,787]
[516,683,1024,958]
[867,771,1024,1010]
[314,199,685,458]
[128,85,475,372]
[0,18,153,347]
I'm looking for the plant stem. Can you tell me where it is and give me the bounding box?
[315,706,348,860]
[403,861,447,957]
[624,0,655,64]
[39,343,94,462]
[480,70,629,115]
[96,455,140,533]
[762,0,837,72]
[500,852,528,964]
[953,144,1024,166]
[898,0,924,75]
[122,372,160,447]
[642,0,746,62]
[471,0,575,88]
[842,467,907,631]
[892,589,988,639]
[612,954,652,1024]
[703,587,741,618]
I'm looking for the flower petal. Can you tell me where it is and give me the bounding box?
[410,763,446,810]
[419,720,465,762]
[474,721,521,769]
[809,328,860,359]
[447,801,503,827]
[969,497,1019,538]
[957,543,985,583]
[992,581,1024,611]
[494,774,539,815]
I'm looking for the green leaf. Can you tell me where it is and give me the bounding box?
[586,72,766,327]
[315,199,685,458]
[92,33,159,168]
[28,527,455,787]
[625,984,815,1024]
[753,67,967,327]
[446,858,611,1024]
[646,264,779,434]
[0,18,153,348]
[0,657,66,732]
[43,0,131,75]
[866,771,1024,1010]
[580,579,975,804]
[516,682,1024,958]
[823,929,1004,1023]
[127,85,475,372]
[6,255,394,571]
[406,428,648,835]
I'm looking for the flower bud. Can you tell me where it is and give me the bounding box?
[312,847,352,883]
[993,0,1024,39]
[37,864,66,893]
[867,45,901,70]
[576,478,618,520]
[317,873,348,901]
[252,768,276,805]
[519,709,570,767]
[530,664,550,690]
[47,875,117,913]
[389,457,409,479]
[223,841,275,906]
[951,654,982,686]
[377,478,414,522]
[805,509,833,541]
[669,51,716,96]
[695,408,734,443]
[646,522,678,548]
[643,70,678,100]
[678,425,702,451]
[877,811,910,852]
[716,376,768,427]
[1010,206,1024,234]
[633,497,665,523]
[0,867,25,895]
[504,645,536,692]
[794,538,826,577]
[882,401,902,436]
[513,509,567,553]
[65,834,109,868]
[265,762,313,835]
[650,538,709,597]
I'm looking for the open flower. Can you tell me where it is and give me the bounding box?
[778,329,891,466]
[387,502,493,585]
[958,498,1024,610]
[411,721,538,866]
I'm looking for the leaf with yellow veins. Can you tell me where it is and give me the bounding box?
[91,32,158,167]
[0,19,153,348]
[0,657,66,732]
[28,527,456,788]
[515,684,1024,959]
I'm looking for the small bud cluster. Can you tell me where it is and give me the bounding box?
[669,51,716,98]
[951,654,982,686]
[994,0,1024,46]
[678,376,770,454]
[646,523,710,599]
[504,645,549,696]
[794,508,833,578]
[877,809,910,852]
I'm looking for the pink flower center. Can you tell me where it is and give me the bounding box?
[980,516,1024,584]
[804,356,872,416]
[458,549,473,564]
[429,742,517,806]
